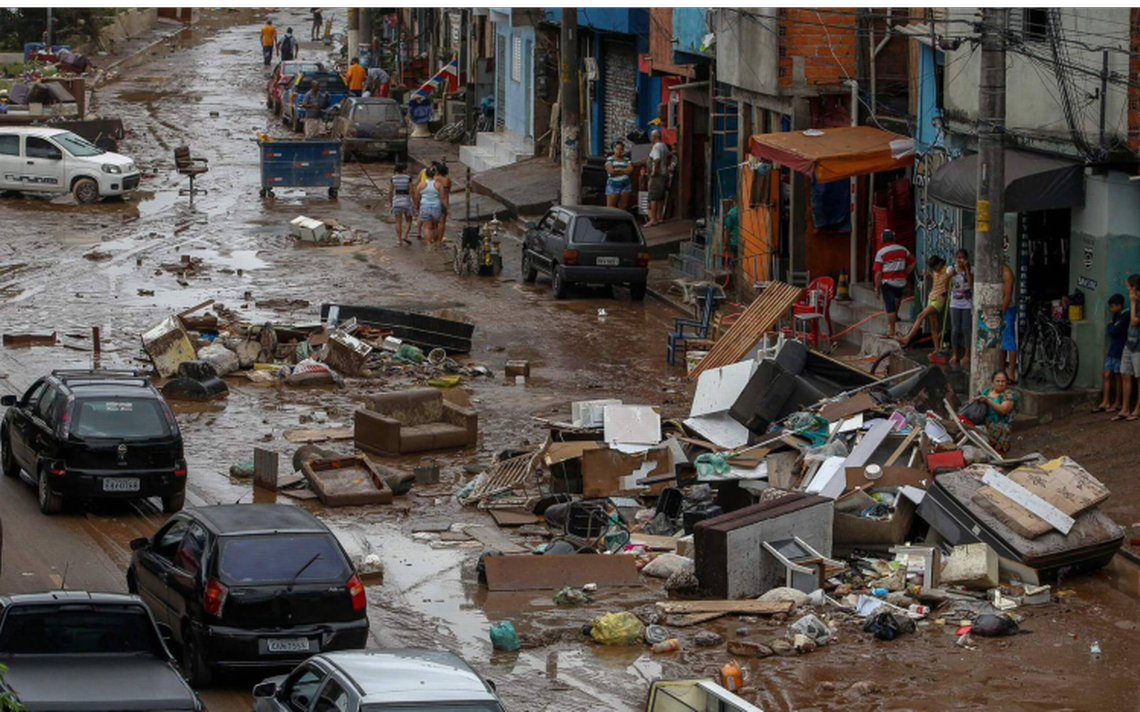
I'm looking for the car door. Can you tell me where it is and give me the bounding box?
[312,675,354,712]
[135,517,190,628]
[167,520,209,628]
[275,662,330,712]
[547,210,571,266]
[0,133,21,190]
[527,211,556,271]
[11,380,47,470]
[22,136,67,191]
[27,384,61,472]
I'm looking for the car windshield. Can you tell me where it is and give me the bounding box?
[362,705,502,712]
[0,605,162,656]
[53,131,104,157]
[353,103,401,123]
[218,534,349,585]
[72,398,170,440]
[299,75,348,93]
[573,217,642,244]
[284,62,321,76]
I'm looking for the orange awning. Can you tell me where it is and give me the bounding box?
[749,126,914,183]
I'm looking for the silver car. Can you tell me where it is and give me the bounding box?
[253,649,505,712]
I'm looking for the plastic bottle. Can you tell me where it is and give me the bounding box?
[651,639,679,654]
[720,660,743,692]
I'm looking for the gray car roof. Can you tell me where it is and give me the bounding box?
[0,590,144,607]
[322,649,498,704]
[192,504,327,535]
[552,205,638,219]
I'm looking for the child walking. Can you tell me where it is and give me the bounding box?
[896,255,950,357]
[948,249,973,367]
[389,161,413,245]
[1095,293,1128,413]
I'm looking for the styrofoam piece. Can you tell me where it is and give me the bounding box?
[684,412,751,450]
[572,399,622,428]
[604,404,660,447]
[805,455,847,499]
[982,467,1075,535]
[290,215,328,241]
[689,360,757,418]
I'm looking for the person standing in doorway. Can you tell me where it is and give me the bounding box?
[311,8,324,41]
[873,229,916,338]
[605,141,633,210]
[1095,293,1128,414]
[279,27,298,61]
[260,19,278,67]
[301,79,323,139]
[1114,274,1140,421]
[1001,259,1018,383]
[723,197,740,260]
[390,161,414,245]
[948,248,974,367]
[345,57,367,97]
[645,130,671,226]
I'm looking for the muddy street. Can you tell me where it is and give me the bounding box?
[2,8,1140,712]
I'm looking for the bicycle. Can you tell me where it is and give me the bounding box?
[1018,301,1080,390]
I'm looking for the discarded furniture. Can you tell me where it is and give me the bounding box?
[762,537,843,593]
[174,145,209,198]
[258,138,342,199]
[461,451,540,506]
[160,360,228,401]
[483,554,640,592]
[792,276,835,350]
[688,281,803,379]
[321,303,475,353]
[667,285,717,365]
[355,388,477,456]
[694,492,833,598]
[300,454,395,507]
[141,316,196,378]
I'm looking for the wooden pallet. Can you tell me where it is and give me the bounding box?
[688,281,803,379]
[459,451,539,506]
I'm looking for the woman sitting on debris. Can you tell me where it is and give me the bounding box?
[974,370,1019,455]
[895,254,950,357]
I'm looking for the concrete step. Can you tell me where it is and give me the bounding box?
[828,298,915,349]
[471,130,533,166]
[459,144,510,173]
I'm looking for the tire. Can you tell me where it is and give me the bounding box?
[551,265,568,299]
[522,251,538,283]
[163,491,185,514]
[291,114,301,133]
[274,99,282,116]
[629,283,647,301]
[126,568,138,594]
[37,467,63,515]
[328,187,338,199]
[1018,326,1037,380]
[266,94,274,110]
[72,178,99,205]
[1,432,18,478]
[1051,335,1080,390]
[181,626,213,688]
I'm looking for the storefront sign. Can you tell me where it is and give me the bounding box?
[1078,276,1098,290]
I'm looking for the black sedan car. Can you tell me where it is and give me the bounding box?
[0,369,187,514]
[127,504,369,687]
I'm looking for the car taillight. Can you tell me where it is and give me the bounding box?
[160,401,180,435]
[397,127,408,137]
[636,252,650,267]
[348,127,357,137]
[562,249,579,266]
[175,459,187,477]
[50,465,66,476]
[346,573,366,610]
[204,578,228,617]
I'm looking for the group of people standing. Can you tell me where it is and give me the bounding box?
[389,161,451,248]
[604,129,673,226]
[1096,274,1140,421]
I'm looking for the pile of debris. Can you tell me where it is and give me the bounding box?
[290,216,371,246]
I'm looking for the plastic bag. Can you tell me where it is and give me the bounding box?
[958,400,988,427]
[971,613,1019,637]
[694,453,731,477]
[641,553,694,580]
[489,621,520,651]
[552,586,592,605]
[862,611,915,641]
[198,342,240,377]
[790,613,834,646]
[589,611,645,646]
[395,343,425,364]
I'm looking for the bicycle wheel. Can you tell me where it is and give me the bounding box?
[1051,333,1080,390]
[1018,324,1037,379]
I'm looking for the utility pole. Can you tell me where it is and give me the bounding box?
[559,8,581,205]
[46,8,53,47]
[970,8,1008,397]
[346,8,359,63]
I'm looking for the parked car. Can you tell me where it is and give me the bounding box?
[644,679,762,712]
[0,590,203,712]
[329,97,408,160]
[0,369,187,515]
[0,127,140,203]
[127,504,369,687]
[522,205,650,300]
[266,60,324,116]
[253,649,505,712]
[282,71,350,133]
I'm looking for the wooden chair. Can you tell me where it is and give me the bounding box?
[174,146,209,198]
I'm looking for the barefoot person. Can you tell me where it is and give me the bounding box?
[389,161,413,245]
[872,229,916,338]
[974,371,1018,455]
[948,248,973,367]
[417,167,446,249]
[1001,259,1018,382]
[1095,293,1128,413]
[1114,274,1140,421]
[895,255,949,357]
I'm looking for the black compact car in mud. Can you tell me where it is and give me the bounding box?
[0,369,187,515]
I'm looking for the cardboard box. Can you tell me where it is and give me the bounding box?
[580,445,671,497]
[290,215,328,242]
[832,496,917,555]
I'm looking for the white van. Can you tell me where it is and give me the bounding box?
[0,126,140,203]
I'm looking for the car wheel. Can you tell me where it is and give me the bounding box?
[1,432,18,478]
[162,492,185,514]
[291,114,302,133]
[266,94,274,110]
[522,251,538,283]
[126,568,138,594]
[274,99,282,116]
[630,282,647,301]
[73,178,99,205]
[552,266,568,299]
[37,467,63,515]
[182,626,213,688]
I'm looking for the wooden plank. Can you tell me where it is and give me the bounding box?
[284,427,354,444]
[883,428,921,467]
[177,299,215,319]
[688,281,803,379]
[253,447,278,492]
[629,533,679,551]
[842,418,894,469]
[818,393,877,423]
[845,466,928,491]
[980,468,1075,535]
[666,611,727,627]
[484,553,641,591]
[463,525,529,554]
[489,508,540,527]
[655,600,794,616]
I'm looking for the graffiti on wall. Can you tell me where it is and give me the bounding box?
[914,147,963,265]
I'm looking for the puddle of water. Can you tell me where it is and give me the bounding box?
[183,248,269,271]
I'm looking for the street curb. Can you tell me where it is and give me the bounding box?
[100,26,185,76]
[647,287,690,315]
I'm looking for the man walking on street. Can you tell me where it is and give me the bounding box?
[646,129,671,227]
[345,57,367,97]
[311,8,324,42]
[279,27,298,61]
[1001,259,1018,383]
[873,229,915,338]
[301,80,323,139]
[260,19,277,67]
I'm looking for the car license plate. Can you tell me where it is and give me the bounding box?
[103,478,140,492]
[266,638,310,653]
[597,256,620,266]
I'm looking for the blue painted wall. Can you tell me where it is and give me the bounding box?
[542,8,648,35]
[672,8,711,65]
[495,20,535,138]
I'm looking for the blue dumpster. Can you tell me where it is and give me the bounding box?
[258,139,343,199]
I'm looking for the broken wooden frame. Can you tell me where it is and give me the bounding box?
[459,450,541,507]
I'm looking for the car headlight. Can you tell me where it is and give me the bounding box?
[102,164,122,174]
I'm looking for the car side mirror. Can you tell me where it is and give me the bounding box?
[485,679,497,693]
[130,537,150,551]
[523,221,537,231]
[1,395,15,407]
[252,681,278,699]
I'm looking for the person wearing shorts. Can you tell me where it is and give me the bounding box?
[872,229,915,338]
[605,141,633,210]
[389,162,413,244]
[646,130,671,226]
[417,167,445,248]
[1114,274,1140,421]
[1001,261,1018,382]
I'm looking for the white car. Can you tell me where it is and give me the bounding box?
[0,126,140,203]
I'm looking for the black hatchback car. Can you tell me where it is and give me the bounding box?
[0,370,187,515]
[522,205,649,300]
[127,504,370,687]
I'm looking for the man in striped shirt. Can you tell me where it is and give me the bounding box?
[873,229,916,338]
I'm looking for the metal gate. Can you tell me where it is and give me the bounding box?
[495,34,507,131]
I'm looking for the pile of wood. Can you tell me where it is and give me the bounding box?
[689,281,802,379]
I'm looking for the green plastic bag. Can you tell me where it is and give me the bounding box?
[489,621,520,651]
[552,586,592,605]
[590,611,645,646]
[395,344,425,364]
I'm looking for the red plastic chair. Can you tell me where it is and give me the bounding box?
[793,276,835,349]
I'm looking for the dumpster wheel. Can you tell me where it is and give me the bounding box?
[259,188,275,199]
[328,187,339,199]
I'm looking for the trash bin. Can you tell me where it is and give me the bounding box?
[258,139,343,199]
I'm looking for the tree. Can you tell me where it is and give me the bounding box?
[0,663,24,712]
[0,9,103,52]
